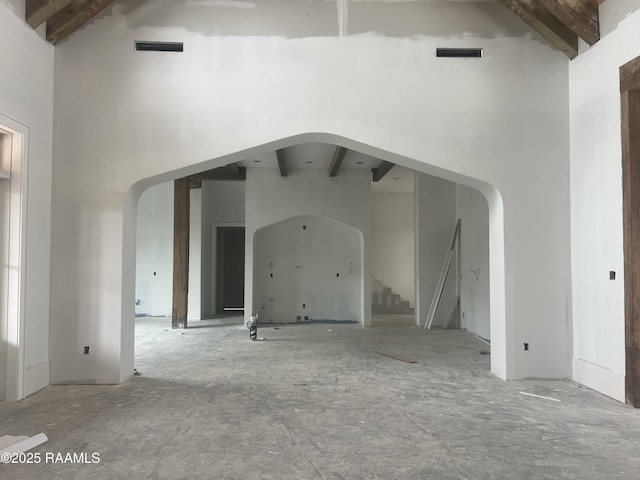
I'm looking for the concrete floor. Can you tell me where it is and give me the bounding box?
[1,316,640,479]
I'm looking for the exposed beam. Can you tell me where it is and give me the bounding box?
[498,0,579,59]
[172,179,190,329]
[225,163,240,176]
[276,149,288,177]
[46,0,116,45]
[185,167,246,182]
[372,161,395,182]
[537,0,599,46]
[329,147,348,178]
[26,0,72,28]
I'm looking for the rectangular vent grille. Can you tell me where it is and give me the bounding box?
[436,48,483,58]
[135,41,184,52]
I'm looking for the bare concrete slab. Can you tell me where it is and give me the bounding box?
[1,316,639,479]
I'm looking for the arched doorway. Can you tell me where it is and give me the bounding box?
[253,215,364,324]
[121,133,505,382]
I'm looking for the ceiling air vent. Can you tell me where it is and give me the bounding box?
[135,41,184,52]
[436,48,483,58]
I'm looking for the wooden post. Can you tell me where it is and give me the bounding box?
[621,56,640,407]
[622,89,640,406]
[172,179,190,329]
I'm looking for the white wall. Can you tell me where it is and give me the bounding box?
[457,184,490,341]
[372,192,414,306]
[188,189,202,320]
[135,182,201,320]
[201,181,246,317]
[50,0,571,384]
[569,3,640,402]
[245,168,372,326]
[0,1,53,398]
[135,182,173,317]
[0,0,23,16]
[415,173,457,328]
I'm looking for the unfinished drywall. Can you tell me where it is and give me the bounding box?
[50,0,571,384]
[188,189,202,320]
[415,173,457,329]
[135,182,202,320]
[135,182,173,317]
[0,0,23,16]
[569,4,640,402]
[457,184,490,342]
[372,192,414,308]
[254,215,361,323]
[599,0,640,37]
[245,168,371,326]
[0,2,53,399]
[201,181,246,318]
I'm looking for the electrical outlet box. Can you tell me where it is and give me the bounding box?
[84,346,90,355]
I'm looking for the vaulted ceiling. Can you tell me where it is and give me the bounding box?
[26,0,599,59]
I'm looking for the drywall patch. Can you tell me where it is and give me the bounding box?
[337,0,348,37]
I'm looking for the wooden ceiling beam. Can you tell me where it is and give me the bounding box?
[46,0,116,45]
[26,0,72,28]
[276,149,288,178]
[329,147,348,178]
[537,0,599,46]
[185,167,246,182]
[225,163,240,176]
[498,0,579,59]
[372,161,395,182]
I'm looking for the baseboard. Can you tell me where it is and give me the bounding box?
[573,357,625,403]
[23,362,49,399]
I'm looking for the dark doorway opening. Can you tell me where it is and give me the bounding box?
[216,227,245,313]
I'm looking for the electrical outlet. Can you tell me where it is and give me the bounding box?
[84,346,90,355]
[524,343,529,351]
[610,271,616,280]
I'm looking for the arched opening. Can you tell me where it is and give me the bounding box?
[253,215,364,325]
[122,133,504,381]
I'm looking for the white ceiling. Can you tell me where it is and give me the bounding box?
[237,142,414,192]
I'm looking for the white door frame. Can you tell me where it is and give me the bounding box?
[0,113,29,402]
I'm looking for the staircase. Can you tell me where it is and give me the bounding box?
[371,276,414,315]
